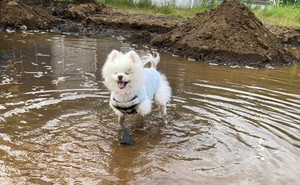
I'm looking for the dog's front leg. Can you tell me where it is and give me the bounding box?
[118,113,125,130]
[138,114,144,128]
[118,113,132,145]
[136,99,152,127]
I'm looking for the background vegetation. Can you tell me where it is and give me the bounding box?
[254,4,300,26]
[96,0,300,26]
[24,0,299,26]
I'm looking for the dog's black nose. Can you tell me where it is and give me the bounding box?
[118,75,123,80]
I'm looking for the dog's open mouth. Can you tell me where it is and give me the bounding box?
[117,81,128,89]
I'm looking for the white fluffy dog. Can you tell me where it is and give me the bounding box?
[102,50,171,134]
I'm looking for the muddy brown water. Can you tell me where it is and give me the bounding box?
[0,32,299,184]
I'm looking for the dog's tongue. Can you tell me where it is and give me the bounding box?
[118,82,126,89]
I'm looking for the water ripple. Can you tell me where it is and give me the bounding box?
[0,33,299,184]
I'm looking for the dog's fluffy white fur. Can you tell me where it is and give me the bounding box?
[102,50,171,128]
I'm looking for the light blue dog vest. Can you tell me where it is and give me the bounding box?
[110,68,161,114]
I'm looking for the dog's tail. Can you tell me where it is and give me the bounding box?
[142,51,160,69]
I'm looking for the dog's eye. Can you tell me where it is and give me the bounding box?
[125,72,130,75]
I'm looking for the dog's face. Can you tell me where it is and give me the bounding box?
[102,50,144,96]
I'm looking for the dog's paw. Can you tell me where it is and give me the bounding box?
[120,130,132,145]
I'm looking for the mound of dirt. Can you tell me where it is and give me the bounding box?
[151,0,297,67]
[0,0,55,30]
[65,3,106,21]
[265,24,300,46]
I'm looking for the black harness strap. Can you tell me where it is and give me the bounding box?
[111,95,139,114]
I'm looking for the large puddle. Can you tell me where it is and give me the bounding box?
[0,32,299,184]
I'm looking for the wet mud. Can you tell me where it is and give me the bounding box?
[0,0,299,67]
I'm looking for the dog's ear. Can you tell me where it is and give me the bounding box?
[107,50,120,62]
[127,50,139,63]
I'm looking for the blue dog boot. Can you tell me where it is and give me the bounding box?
[120,130,132,145]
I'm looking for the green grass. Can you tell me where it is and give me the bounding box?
[97,0,221,18]
[54,0,73,2]
[98,0,153,9]
[253,4,300,26]
[97,0,177,16]
[95,0,299,26]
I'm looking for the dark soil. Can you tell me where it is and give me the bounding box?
[0,0,298,67]
[0,0,56,30]
[151,0,297,67]
[53,2,106,21]
[127,31,153,45]
[42,1,181,36]
[265,24,300,46]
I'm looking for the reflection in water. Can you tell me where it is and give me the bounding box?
[51,36,98,89]
[0,32,299,184]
